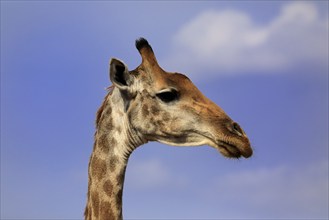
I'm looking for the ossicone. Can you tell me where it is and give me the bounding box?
[135,38,153,53]
[135,37,160,70]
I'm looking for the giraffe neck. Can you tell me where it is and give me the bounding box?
[85,88,145,220]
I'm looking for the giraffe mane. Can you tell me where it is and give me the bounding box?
[95,85,114,127]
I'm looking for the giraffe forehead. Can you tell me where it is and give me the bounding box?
[162,73,207,100]
[133,66,208,107]
[140,70,199,93]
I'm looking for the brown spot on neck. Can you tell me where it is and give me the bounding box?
[109,155,119,172]
[100,201,115,220]
[91,156,107,181]
[91,191,100,218]
[103,180,114,198]
[116,188,123,210]
[98,134,110,154]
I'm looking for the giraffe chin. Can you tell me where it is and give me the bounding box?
[216,141,251,159]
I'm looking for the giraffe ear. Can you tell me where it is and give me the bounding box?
[109,58,133,89]
[109,58,135,112]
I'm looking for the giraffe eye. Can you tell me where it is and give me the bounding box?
[156,89,179,103]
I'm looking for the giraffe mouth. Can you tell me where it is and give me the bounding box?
[217,141,244,158]
[215,139,253,159]
[195,132,252,158]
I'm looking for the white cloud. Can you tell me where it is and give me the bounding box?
[125,158,328,219]
[126,158,187,189]
[205,160,328,218]
[164,2,328,77]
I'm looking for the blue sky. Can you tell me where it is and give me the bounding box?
[1,1,328,219]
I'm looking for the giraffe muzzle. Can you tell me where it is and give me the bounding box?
[217,138,252,158]
[212,120,253,159]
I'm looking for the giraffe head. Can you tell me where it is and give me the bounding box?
[109,38,252,158]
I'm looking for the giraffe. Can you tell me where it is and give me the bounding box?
[85,38,252,220]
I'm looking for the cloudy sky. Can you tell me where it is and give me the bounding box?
[1,1,328,219]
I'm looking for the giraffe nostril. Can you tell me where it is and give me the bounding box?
[232,122,244,136]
